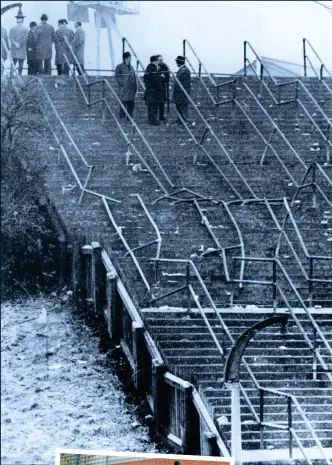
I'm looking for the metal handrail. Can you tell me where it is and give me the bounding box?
[151,257,331,463]
[134,194,161,260]
[121,35,146,90]
[168,69,258,199]
[63,48,173,194]
[303,38,332,80]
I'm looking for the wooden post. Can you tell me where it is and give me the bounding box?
[153,362,168,437]
[91,242,102,313]
[204,432,220,456]
[182,384,198,453]
[71,240,85,308]
[132,322,145,395]
[82,244,93,310]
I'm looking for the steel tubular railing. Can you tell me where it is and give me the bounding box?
[303,38,332,80]
[102,196,151,292]
[63,47,174,195]
[168,69,258,199]
[151,257,331,463]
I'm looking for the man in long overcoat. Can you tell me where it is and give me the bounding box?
[35,14,56,75]
[157,54,170,121]
[71,21,85,75]
[144,55,164,126]
[9,9,28,75]
[55,19,74,75]
[115,51,137,119]
[1,27,10,74]
[173,55,191,123]
[27,22,37,75]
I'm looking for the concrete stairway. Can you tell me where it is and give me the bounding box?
[142,308,332,453]
[24,73,332,459]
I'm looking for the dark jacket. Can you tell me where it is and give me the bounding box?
[26,30,36,62]
[143,63,165,104]
[159,61,170,100]
[115,62,137,102]
[70,27,85,65]
[35,23,56,60]
[173,65,191,104]
[55,27,74,65]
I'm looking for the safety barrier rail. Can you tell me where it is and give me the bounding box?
[80,242,229,455]
[183,39,236,106]
[303,38,332,80]
[150,257,331,463]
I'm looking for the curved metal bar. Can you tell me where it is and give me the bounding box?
[133,194,162,259]
[102,196,151,292]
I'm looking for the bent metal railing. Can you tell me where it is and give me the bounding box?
[150,258,331,464]
[244,41,332,163]
[303,38,332,81]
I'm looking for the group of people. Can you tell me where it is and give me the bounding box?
[1,8,85,76]
[115,53,191,126]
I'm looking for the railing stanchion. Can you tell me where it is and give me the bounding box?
[309,257,314,308]
[303,38,307,77]
[122,37,125,56]
[312,162,317,208]
[244,41,247,76]
[272,260,277,312]
[183,39,186,58]
[259,389,264,450]
[198,62,202,78]
[313,327,317,381]
[186,262,191,312]
[288,397,293,458]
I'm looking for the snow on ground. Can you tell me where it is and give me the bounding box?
[1,297,161,465]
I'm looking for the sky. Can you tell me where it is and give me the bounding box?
[1,1,331,74]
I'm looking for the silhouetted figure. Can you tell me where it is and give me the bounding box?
[173,55,191,123]
[144,55,164,126]
[55,19,74,75]
[9,7,28,75]
[35,14,56,75]
[27,22,37,75]
[71,21,85,75]
[157,54,170,120]
[115,51,137,119]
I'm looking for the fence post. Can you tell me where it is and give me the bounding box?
[91,242,102,313]
[288,397,293,458]
[204,432,220,456]
[153,362,168,437]
[244,41,247,76]
[132,322,146,396]
[183,39,186,59]
[259,389,265,449]
[182,384,194,452]
[122,37,125,56]
[71,239,84,308]
[105,267,118,338]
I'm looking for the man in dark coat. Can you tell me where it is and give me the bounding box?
[26,22,37,75]
[9,8,28,75]
[71,21,85,75]
[35,14,56,75]
[55,19,74,75]
[143,55,164,126]
[115,52,137,119]
[173,55,191,123]
[157,54,170,121]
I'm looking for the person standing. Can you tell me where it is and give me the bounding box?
[143,55,164,126]
[26,22,37,75]
[9,7,28,76]
[1,27,10,74]
[55,19,74,75]
[115,51,137,119]
[71,21,85,75]
[35,14,56,75]
[157,54,170,121]
[173,55,191,123]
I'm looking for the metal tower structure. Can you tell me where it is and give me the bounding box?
[68,1,139,72]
